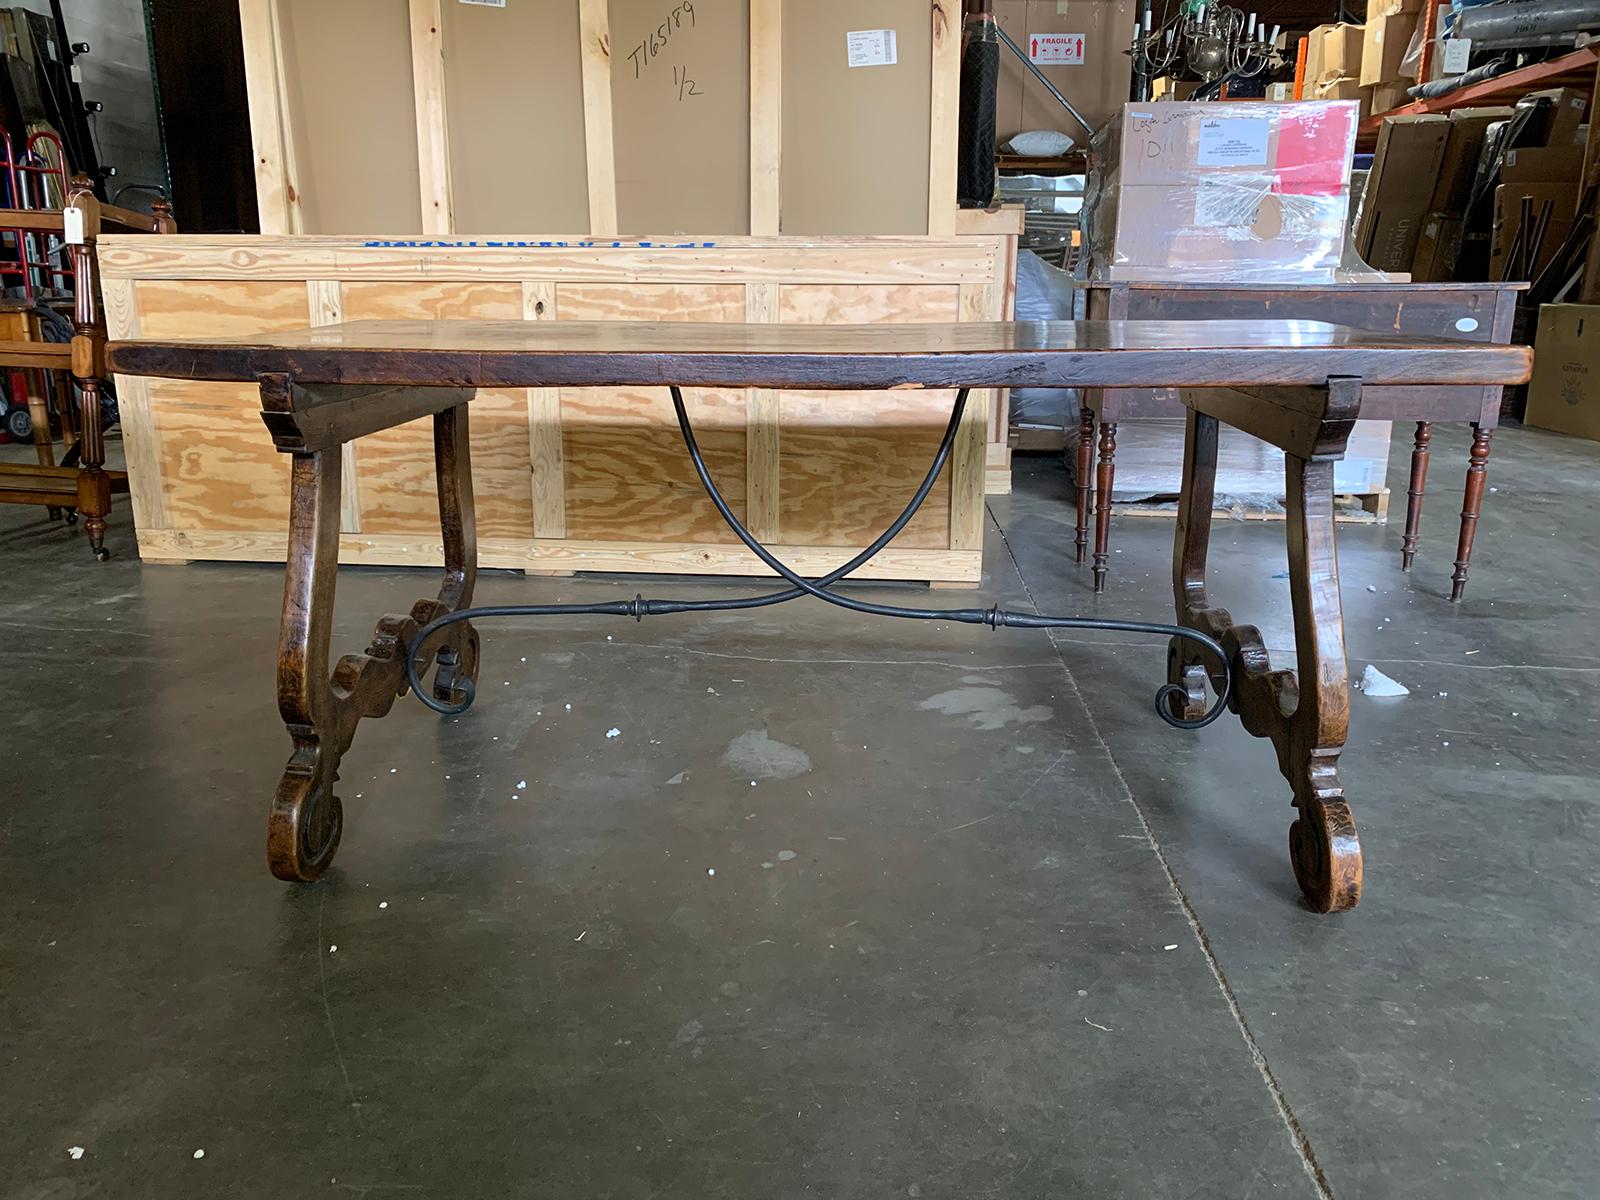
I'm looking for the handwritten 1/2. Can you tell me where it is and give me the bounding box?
[629,2,696,79]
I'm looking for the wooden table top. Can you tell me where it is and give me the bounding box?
[107,319,1532,391]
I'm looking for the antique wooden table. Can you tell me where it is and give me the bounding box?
[107,319,1530,913]
[1075,281,1526,598]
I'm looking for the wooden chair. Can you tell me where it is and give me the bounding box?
[0,175,175,559]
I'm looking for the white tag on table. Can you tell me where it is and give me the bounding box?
[847,29,897,68]
[458,0,506,7]
[63,205,85,245]
[1195,117,1271,167]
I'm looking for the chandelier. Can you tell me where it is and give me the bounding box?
[1131,2,1281,84]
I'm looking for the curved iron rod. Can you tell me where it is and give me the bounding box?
[405,387,1233,730]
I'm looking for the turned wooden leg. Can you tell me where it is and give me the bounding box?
[1400,420,1431,572]
[1074,406,1094,564]
[1092,421,1118,593]
[75,377,112,561]
[23,369,64,521]
[1450,425,1493,603]
[268,402,481,882]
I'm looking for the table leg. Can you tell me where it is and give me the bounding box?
[1450,425,1493,603]
[1074,405,1094,564]
[1092,421,1118,593]
[269,402,481,881]
[1401,420,1431,572]
[1168,397,1362,913]
[74,376,113,560]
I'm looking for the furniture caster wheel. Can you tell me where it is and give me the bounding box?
[1289,797,1362,913]
[267,771,344,882]
[65,510,78,525]
[93,547,111,562]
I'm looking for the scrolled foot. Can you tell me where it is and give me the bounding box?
[1289,797,1362,913]
[268,762,344,883]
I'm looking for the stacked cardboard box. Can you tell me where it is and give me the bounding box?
[1410,107,1515,281]
[1084,101,1360,282]
[1353,114,1450,273]
[1360,0,1421,88]
[1305,23,1366,115]
[1526,305,1600,441]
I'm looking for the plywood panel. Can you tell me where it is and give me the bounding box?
[778,284,960,324]
[782,0,932,234]
[442,0,590,232]
[151,380,291,530]
[134,279,310,338]
[563,388,747,542]
[610,0,750,233]
[276,0,421,234]
[778,391,952,548]
[556,282,747,322]
[339,281,533,539]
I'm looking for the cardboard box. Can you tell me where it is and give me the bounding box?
[1085,102,1360,282]
[1490,182,1579,280]
[1314,77,1371,120]
[1525,304,1600,441]
[1304,24,1336,91]
[1152,76,1201,102]
[1367,0,1422,15]
[1361,12,1419,86]
[1354,114,1450,270]
[1427,107,1516,214]
[1523,87,1588,147]
[1502,144,1585,185]
[1412,213,1465,281]
[1318,24,1364,84]
[1367,81,1412,114]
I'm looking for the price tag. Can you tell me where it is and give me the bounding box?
[1028,33,1085,65]
[1441,38,1472,74]
[63,205,85,245]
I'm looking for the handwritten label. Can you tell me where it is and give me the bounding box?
[63,205,85,244]
[458,0,505,7]
[1441,37,1472,74]
[1195,117,1270,166]
[629,3,695,80]
[847,29,897,68]
[1028,33,1084,65]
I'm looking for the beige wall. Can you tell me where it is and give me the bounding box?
[994,0,1135,144]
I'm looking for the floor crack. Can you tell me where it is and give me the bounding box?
[989,506,1337,1200]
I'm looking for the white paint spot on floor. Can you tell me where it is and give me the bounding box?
[666,771,688,785]
[517,780,527,789]
[917,686,1052,731]
[606,728,621,739]
[720,729,812,780]
[67,1147,84,1160]
[378,901,388,910]
[328,944,337,953]
[193,1149,205,1160]
[776,850,797,862]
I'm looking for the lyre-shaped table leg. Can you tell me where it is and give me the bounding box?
[1168,383,1363,912]
[268,401,481,881]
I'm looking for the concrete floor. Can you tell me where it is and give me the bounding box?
[2,425,1596,1198]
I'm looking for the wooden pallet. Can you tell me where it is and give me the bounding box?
[1114,489,1391,525]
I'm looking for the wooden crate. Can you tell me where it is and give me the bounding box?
[101,232,1018,583]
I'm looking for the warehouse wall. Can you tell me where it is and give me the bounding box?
[16,0,165,203]
[994,0,1137,144]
